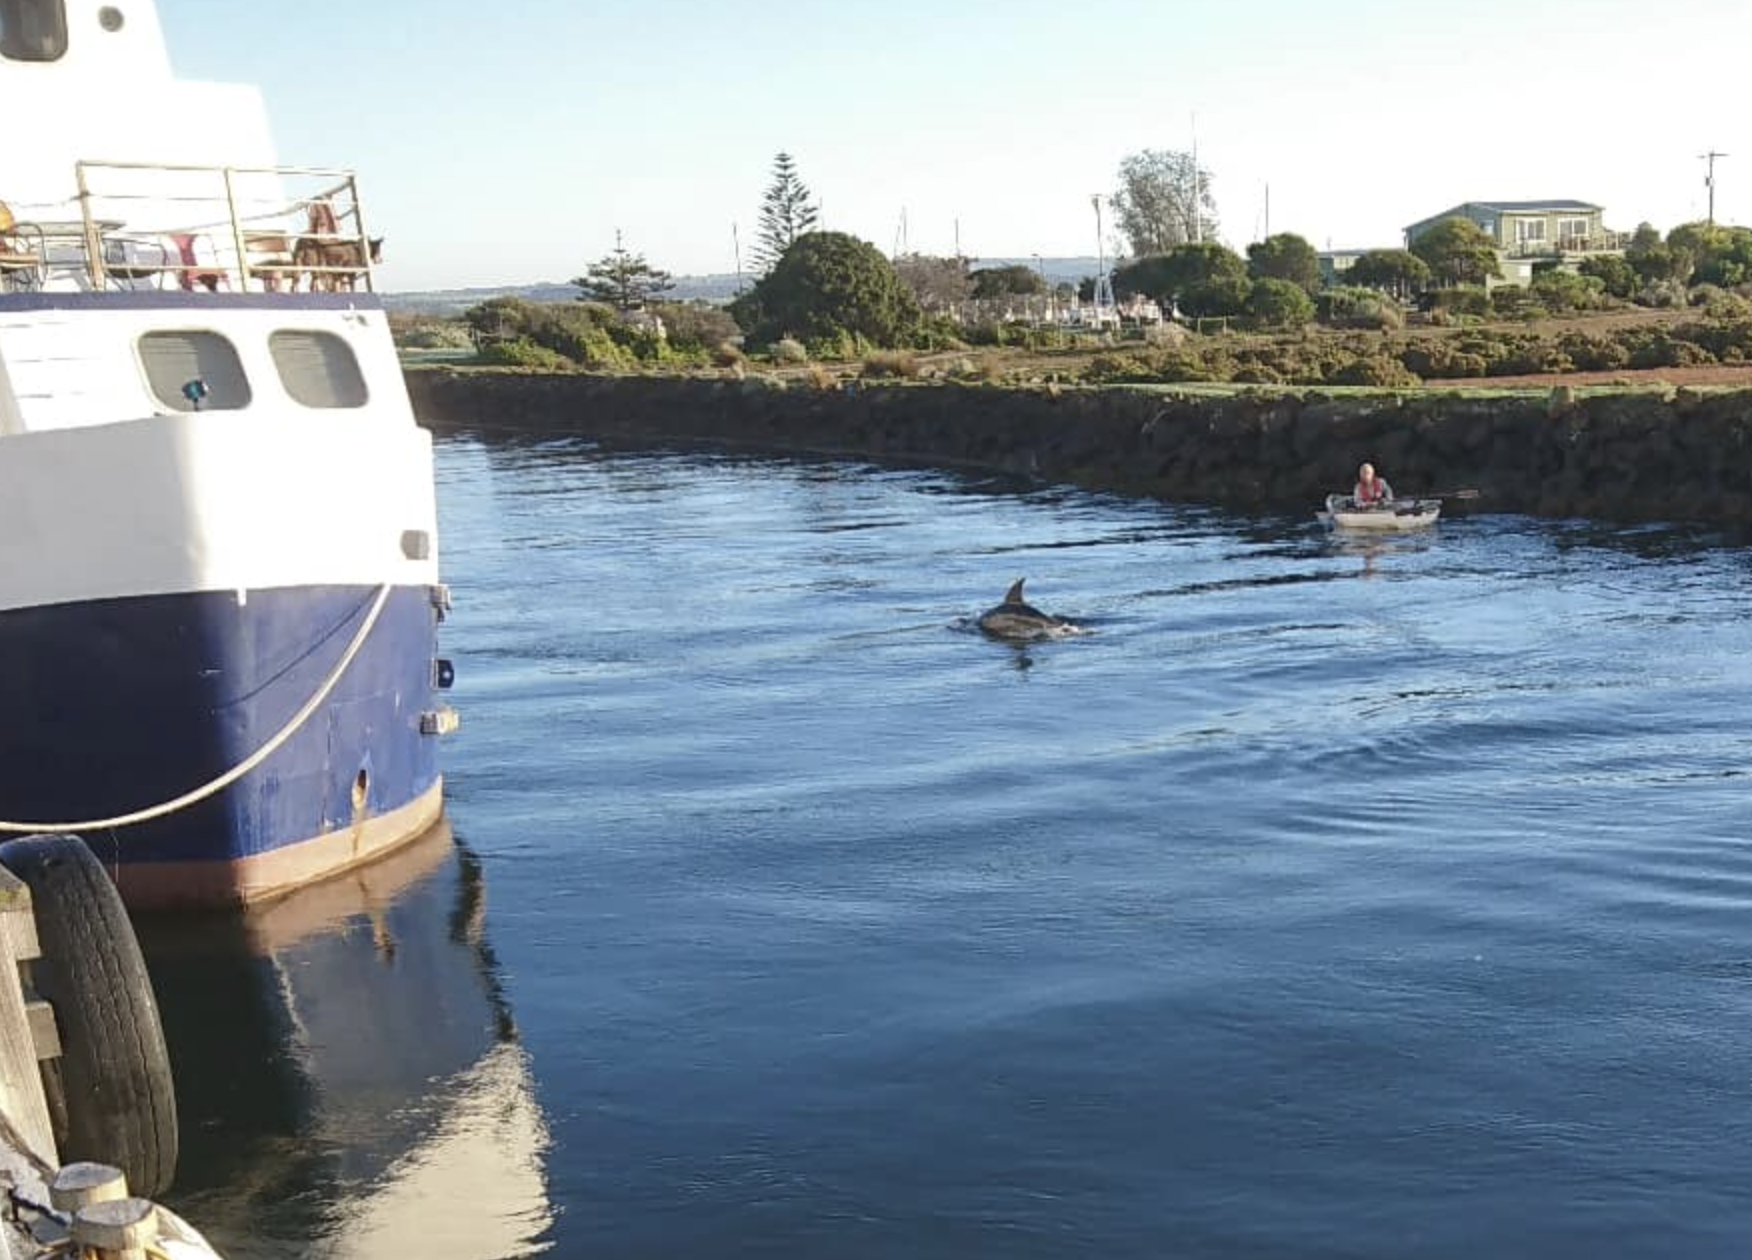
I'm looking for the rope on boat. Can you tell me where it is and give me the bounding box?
[0,584,393,835]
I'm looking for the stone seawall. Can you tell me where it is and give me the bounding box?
[405,371,1752,524]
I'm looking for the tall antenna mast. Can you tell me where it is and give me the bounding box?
[1264,182,1270,241]
[1190,111,1202,245]
[732,222,744,293]
[1091,194,1115,316]
[1702,150,1729,225]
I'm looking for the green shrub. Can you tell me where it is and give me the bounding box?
[1426,286,1492,318]
[1555,332,1630,371]
[1245,277,1315,329]
[805,330,861,361]
[1331,357,1419,387]
[1399,340,1487,378]
[914,317,970,352]
[478,338,572,370]
[860,350,921,379]
[1692,288,1752,320]
[1670,317,1752,360]
[650,301,740,351]
[1578,255,1637,299]
[1486,342,1573,376]
[1637,280,1688,308]
[1530,270,1607,313]
[1490,286,1544,320]
[947,355,1005,383]
[1319,286,1403,330]
[712,342,746,368]
[771,337,809,364]
[1623,331,1715,370]
[1082,353,1157,384]
[1152,350,1220,382]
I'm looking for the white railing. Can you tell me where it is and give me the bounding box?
[0,162,379,295]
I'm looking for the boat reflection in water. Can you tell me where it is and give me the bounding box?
[137,821,552,1259]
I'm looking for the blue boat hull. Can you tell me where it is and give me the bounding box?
[0,584,445,908]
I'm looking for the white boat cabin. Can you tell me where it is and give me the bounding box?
[0,0,403,438]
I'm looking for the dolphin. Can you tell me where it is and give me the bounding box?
[976,579,1082,641]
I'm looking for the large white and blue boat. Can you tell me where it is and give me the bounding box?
[0,0,454,908]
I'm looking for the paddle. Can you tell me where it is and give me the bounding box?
[1422,488,1482,500]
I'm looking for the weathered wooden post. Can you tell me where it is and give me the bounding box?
[54,1162,160,1259]
[0,865,57,1166]
[50,1160,129,1212]
[72,1198,159,1260]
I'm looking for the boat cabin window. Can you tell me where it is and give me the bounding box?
[138,331,253,413]
[269,330,369,409]
[0,0,68,61]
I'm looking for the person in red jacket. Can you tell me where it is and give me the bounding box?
[1353,462,1393,506]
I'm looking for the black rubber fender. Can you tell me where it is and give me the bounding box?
[0,834,178,1196]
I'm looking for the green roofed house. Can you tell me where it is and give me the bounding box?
[1404,200,1628,287]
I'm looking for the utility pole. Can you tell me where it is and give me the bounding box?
[732,222,744,294]
[1702,150,1729,224]
[954,217,962,259]
[1264,183,1271,241]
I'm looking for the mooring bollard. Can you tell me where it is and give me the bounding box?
[71,1197,158,1260]
[49,1160,129,1212]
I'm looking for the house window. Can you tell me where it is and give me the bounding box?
[269,330,369,409]
[1514,219,1547,244]
[0,0,67,60]
[138,331,252,412]
[1559,217,1592,242]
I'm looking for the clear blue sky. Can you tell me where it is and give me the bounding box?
[160,0,1749,291]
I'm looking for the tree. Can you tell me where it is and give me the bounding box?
[1113,242,1247,307]
[1180,276,1251,319]
[970,264,1046,299]
[1577,254,1636,299]
[729,231,921,348]
[892,254,972,311]
[1409,217,1502,287]
[753,152,819,274]
[1625,222,1688,285]
[1245,277,1314,328]
[573,233,674,311]
[1345,249,1431,297]
[1246,233,1320,293]
[1670,221,1752,287]
[1112,149,1219,256]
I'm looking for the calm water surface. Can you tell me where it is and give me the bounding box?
[162,435,1752,1258]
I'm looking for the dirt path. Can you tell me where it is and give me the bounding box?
[1424,365,1752,390]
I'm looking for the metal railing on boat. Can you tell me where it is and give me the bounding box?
[0,161,380,296]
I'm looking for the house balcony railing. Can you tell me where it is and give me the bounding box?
[1504,231,1630,259]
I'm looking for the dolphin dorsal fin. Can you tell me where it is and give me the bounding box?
[1004,579,1027,605]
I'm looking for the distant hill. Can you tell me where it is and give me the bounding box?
[386,256,1106,316]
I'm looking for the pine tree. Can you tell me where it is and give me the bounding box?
[753,152,819,273]
[574,232,674,310]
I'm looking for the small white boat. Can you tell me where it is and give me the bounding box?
[1318,495,1442,531]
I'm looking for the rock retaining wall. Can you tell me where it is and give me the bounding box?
[405,371,1752,524]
